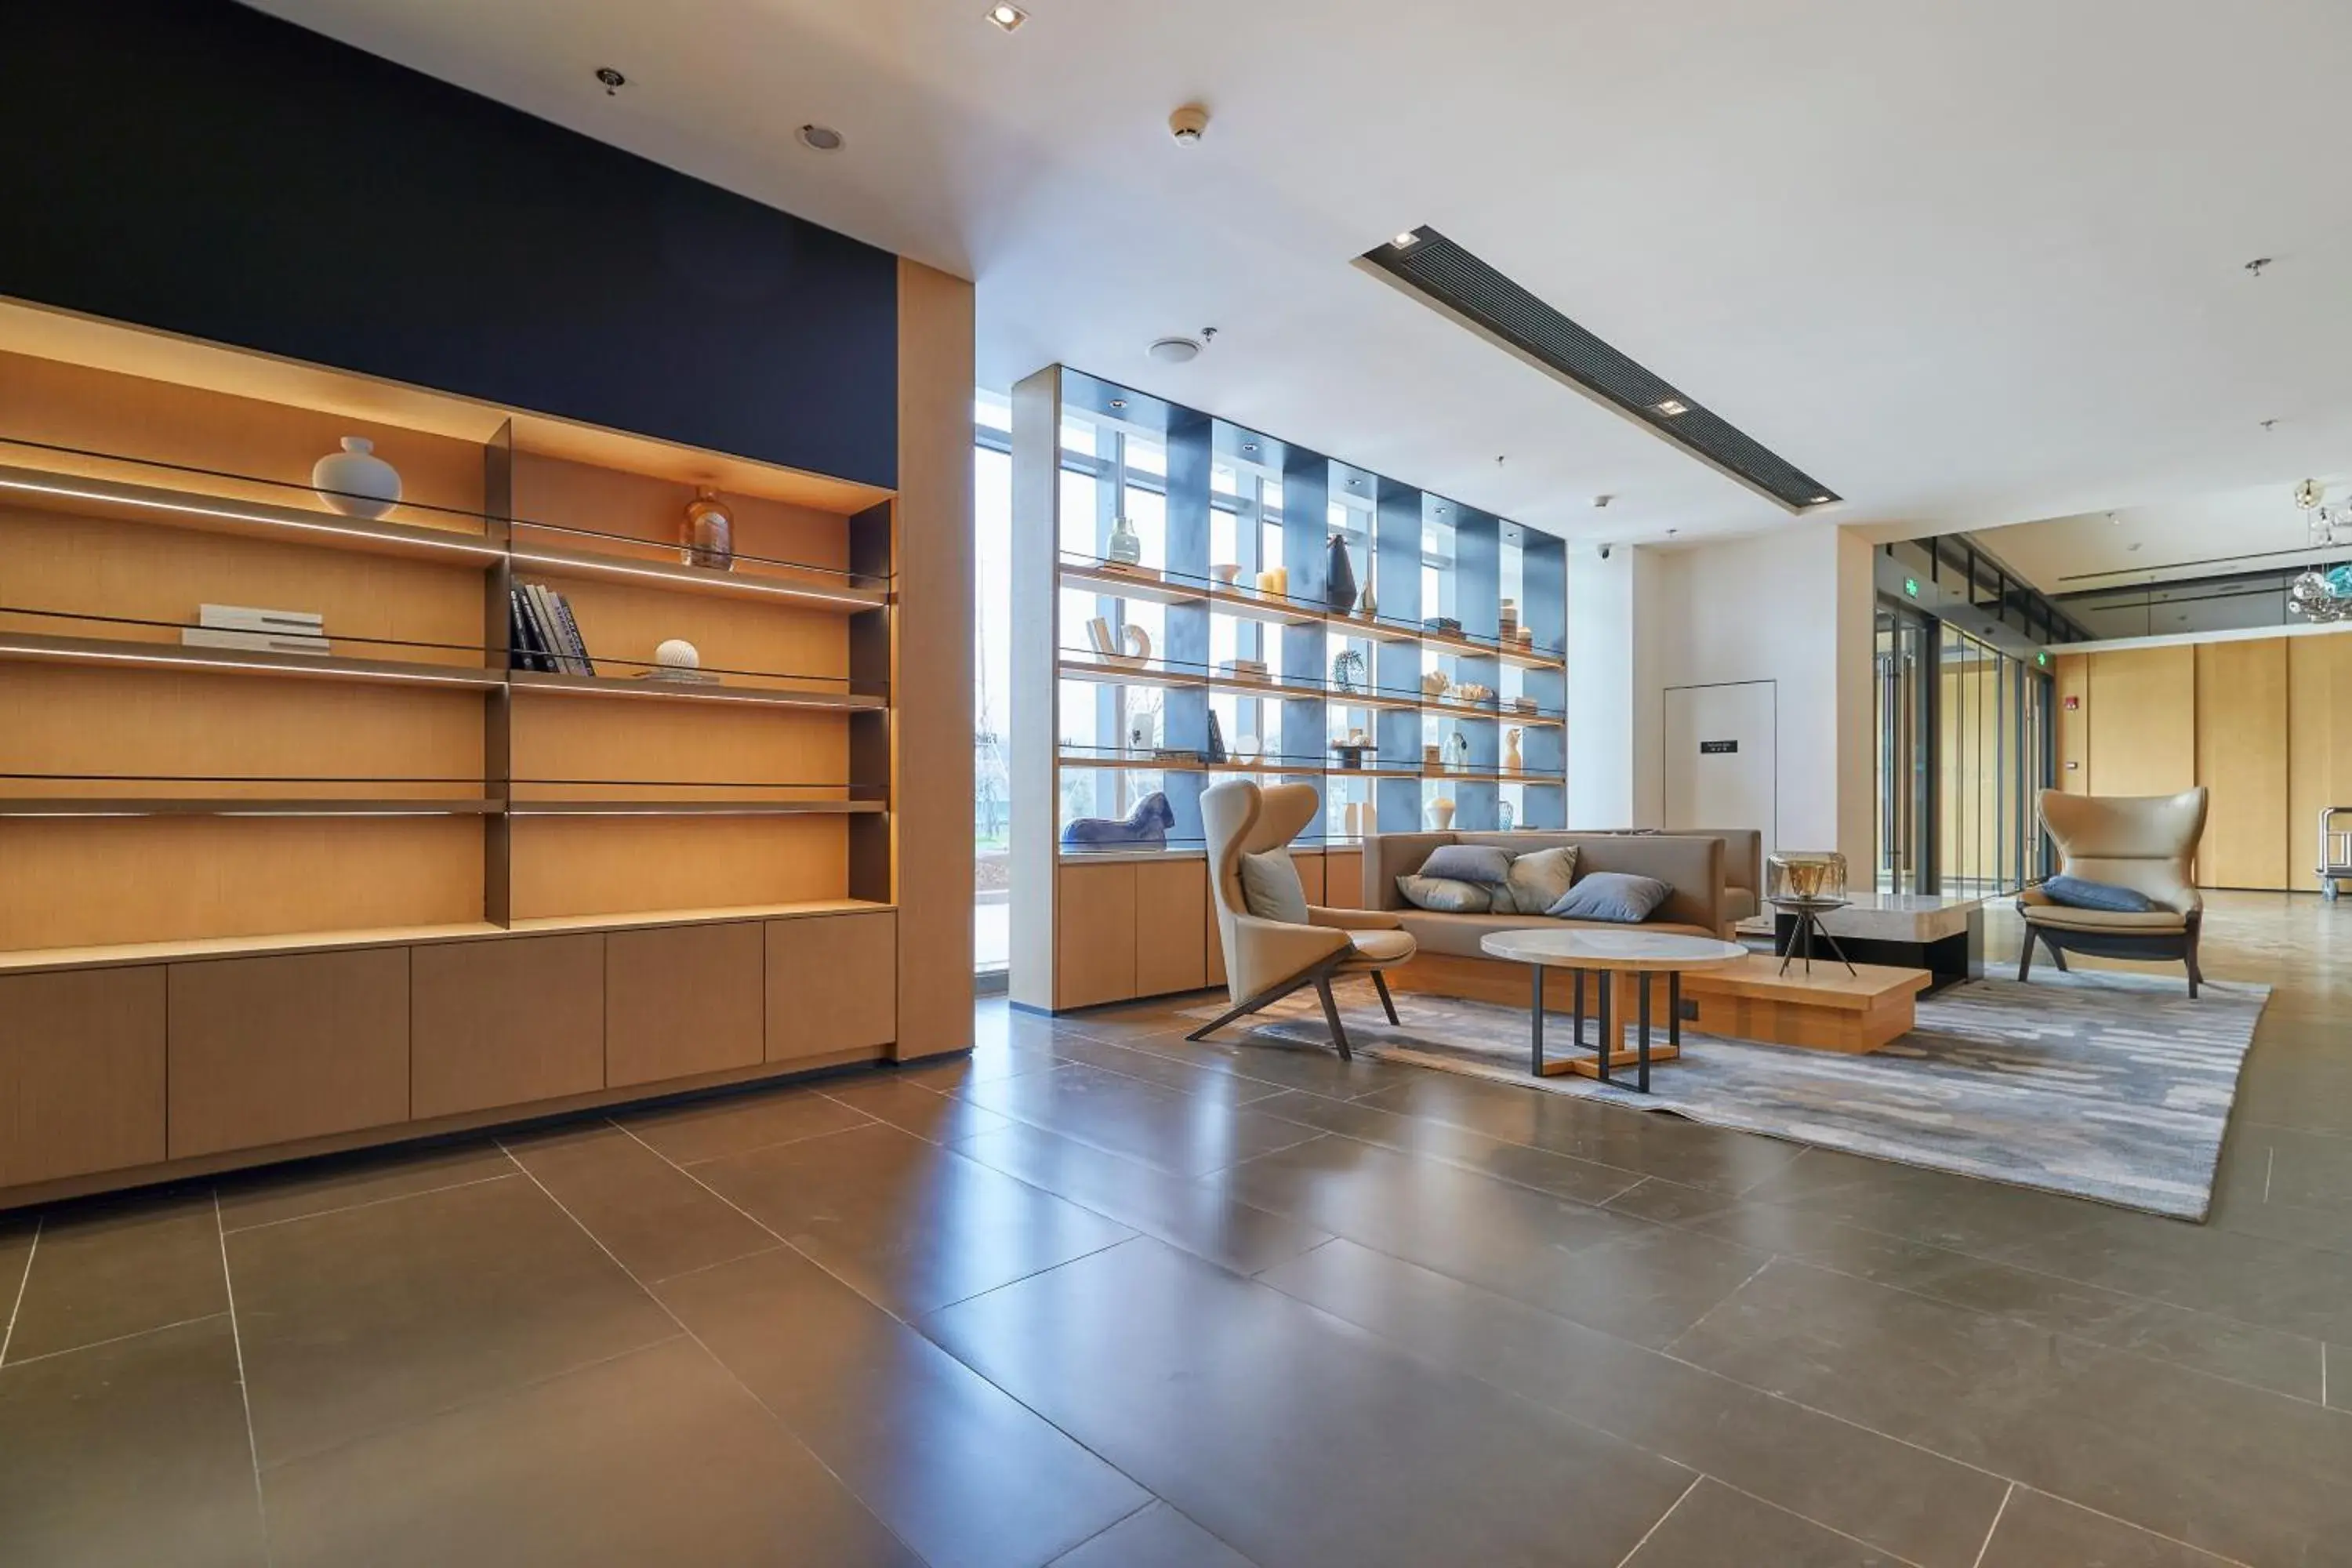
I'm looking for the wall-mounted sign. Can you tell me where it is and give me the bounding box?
[2036,651,2049,667]
[1903,576,1920,597]
[2063,695,2080,710]
[1699,739,1739,754]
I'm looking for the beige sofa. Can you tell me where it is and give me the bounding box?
[1360,831,1727,1009]
[1569,827,1762,925]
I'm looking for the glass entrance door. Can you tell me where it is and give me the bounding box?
[1875,604,1931,893]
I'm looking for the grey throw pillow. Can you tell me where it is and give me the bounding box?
[1492,846,1579,916]
[1417,844,1513,884]
[2042,875,2156,913]
[1239,849,1311,924]
[1546,872,1671,924]
[1396,874,1493,913]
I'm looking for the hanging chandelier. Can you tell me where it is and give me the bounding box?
[2290,481,2352,622]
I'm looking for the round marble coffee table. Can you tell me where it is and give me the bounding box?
[1479,929,1748,1092]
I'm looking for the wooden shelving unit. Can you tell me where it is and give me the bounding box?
[1009,364,1567,1011]
[0,333,895,958]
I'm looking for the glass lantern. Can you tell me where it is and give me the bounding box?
[1766,850,1848,906]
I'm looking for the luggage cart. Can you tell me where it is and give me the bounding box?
[2322,808,2352,901]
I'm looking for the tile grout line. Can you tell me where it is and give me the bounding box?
[1037,1497,1157,1566]
[220,1167,522,1236]
[0,1309,232,1370]
[1700,1475,1931,1568]
[213,1190,274,1568]
[2324,1341,2329,1408]
[1611,1473,1701,1568]
[1656,1254,1776,1359]
[0,1215,40,1367]
[2263,1145,2274,1203]
[494,1135,932,1566]
[1968,1483,2013,1568]
[601,1119,1171,1534]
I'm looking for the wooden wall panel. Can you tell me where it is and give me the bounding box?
[0,967,166,1186]
[605,921,764,1087]
[2288,634,2352,892]
[0,506,487,662]
[507,697,848,800]
[0,347,488,524]
[1290,850,1327,906]
[765,911,896,1061]
[1054,862,1136,1009]
[1134,858,1207,998]
[2055,654,2089,794]
[510,452,851,569]
[507,816,847,920]
[2085,646,2194,798]
[891,259,975,1055]
[0,665,484,798]
[2194,639,2288,888]
[167,949,410,1157]
[412,934,604,1118]
[0,817,483,953]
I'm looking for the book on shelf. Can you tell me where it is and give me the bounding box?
[198,603,324,636]
[181,627,330,655]
[525,583,594,677]
[547,591,597,678]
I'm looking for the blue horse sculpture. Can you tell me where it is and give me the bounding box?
[1062,791,1176,849]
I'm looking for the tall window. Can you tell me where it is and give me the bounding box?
[974,392,1013,977]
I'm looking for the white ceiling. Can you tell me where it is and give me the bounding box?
[248,0,2352,545]
[1975,474,2352,594]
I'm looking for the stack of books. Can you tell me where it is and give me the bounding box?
[1220,658,1269,683]
[509,583,595,675]
[183,604,328,656]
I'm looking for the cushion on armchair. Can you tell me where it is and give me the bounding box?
[1546,871,1671,924]
[1239,849,1311,924]
[2040,875,2157,913]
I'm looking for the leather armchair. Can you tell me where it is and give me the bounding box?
[1189,781,1416,1059]
[2017,787,2207,996]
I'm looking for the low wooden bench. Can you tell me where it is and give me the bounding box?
[1678,953,1932,1054]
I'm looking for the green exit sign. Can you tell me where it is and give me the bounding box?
[2036,651,2049,667]
[1903,576,1919,597]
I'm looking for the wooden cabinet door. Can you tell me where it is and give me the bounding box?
[1,967,166,1187]
[168,949,409,1158]
[412,935,604,1119]
[1134,858,1207,997]
[606,922,764,1087]
[766,910,896,1062]
[1054,862,1136,1008]
[1323,851,1366,910]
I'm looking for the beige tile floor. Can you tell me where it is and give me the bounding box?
[0,891,2345,1566]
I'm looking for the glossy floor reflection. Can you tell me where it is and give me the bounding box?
[0,891,2343,1565]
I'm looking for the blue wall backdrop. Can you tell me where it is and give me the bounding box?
[2,0,899,488]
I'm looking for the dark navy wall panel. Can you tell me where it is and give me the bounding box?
[2,1,898,488]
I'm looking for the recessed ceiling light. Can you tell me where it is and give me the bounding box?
[1392,230,1420,249]
[1653,399,1690,416]
[985,2,1027,31]
[1243,442,1258,453]
[594,67,627,95]
[1108,397,1126,410]
[1809,495,1831,505]
[1149,336,1202,365]
[796,124,845,152]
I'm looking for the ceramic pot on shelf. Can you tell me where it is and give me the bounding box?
[1428,797,1457,830]
[312,437,401,519]
[1105,516,1144,566]
[1324,534,1358,612]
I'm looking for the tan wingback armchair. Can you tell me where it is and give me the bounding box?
[1189,780,1416,1059]
[2017,787,2208,996]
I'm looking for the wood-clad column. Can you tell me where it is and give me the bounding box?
[891,258,975,1058]
[2194,638,2288,889]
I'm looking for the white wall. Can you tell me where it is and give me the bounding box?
[1565,544,1661,828]
[1637,524,1875,870]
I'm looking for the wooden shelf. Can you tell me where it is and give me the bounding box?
[0,797,503,817]
[1056,563,1205,606]
[1210,676,1327,701]
[506,799,885,816]
[1496,643,1568,671]
[0,460,503,563]
[1200,585,1326,627]
[1056,754,1204,772]
[1327,689,1420,712]
[1056,659,1207,689]
[1206,759,1328,775]
[513,543,886,609]
[508,670,882,711]
[1423,696,1502,719]
[0,629,502,690]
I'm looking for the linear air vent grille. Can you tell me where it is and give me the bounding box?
[1359,230,1839,512]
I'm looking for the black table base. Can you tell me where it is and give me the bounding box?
[1528,966,1678,1094]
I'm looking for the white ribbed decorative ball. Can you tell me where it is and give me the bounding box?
[655,638,701,670]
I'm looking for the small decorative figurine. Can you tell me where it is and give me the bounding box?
[1062,791,1176,849]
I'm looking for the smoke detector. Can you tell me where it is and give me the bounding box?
[1169,104,1209,146]
[1149,336,1202,365]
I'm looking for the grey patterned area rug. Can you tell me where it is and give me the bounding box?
[1221,971,2269,1220]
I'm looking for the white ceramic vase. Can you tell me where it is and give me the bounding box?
[312,437,401,519]
[1427,798,1457,830]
